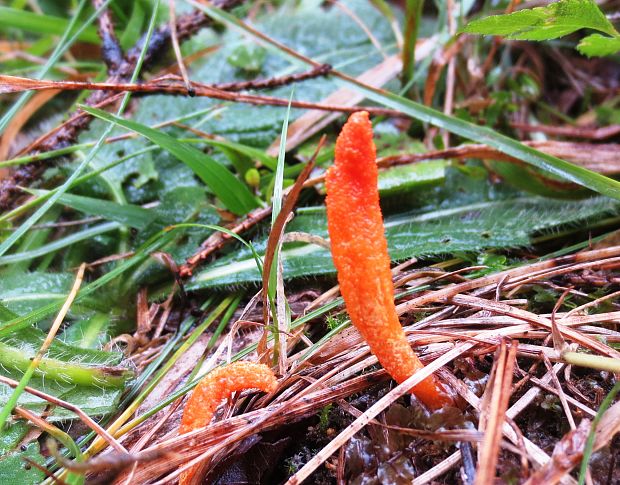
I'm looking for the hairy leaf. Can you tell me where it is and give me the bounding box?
[0,440,44,484]
[189,196,619,288]
[0,327,132,419]
[0,272,87,315]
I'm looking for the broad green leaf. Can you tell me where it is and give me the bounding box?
[0,272,95,315]
[577,33,620,57]
[28,189,156,230]
[189,196,620,288]
[378,161,445,197]
[80,106,259,215]
[0,441,44,484]
[0,327,132,420]
[461,0,617,40]
[0,7,99,43]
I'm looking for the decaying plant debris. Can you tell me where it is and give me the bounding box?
[1,0,620,484]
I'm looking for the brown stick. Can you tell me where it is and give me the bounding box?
[474,340,517,485]
[511,122,620,141]
[0,74,398,116]
[93,0,123,74]
[213,63,332,92]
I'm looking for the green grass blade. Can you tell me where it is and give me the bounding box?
[80,106,260,215]
[28,190,155,229]
[272,91,293,222]
[0,7,99,43]
[0,222,121,265]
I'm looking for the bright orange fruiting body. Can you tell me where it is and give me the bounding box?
[179,361,277,484]
[325,111,451,410]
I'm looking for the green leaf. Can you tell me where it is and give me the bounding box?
[28,189,156,230]
[378,161,445,197]
[461,0,617,40]
[0,327,132,420]
[0,6,99,43]
[0,441,44,484]
[577,33,620,57]
[80,106,259,215]
[189,196,620,288]
[0,327,132,387]
[0,272,81,315]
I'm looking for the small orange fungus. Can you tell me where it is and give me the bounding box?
[179,361,277,484]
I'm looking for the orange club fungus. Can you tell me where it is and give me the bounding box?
[325,111,453,410]
[178,361,278,484]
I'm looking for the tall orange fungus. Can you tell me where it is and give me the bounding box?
[325,111,452,410]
